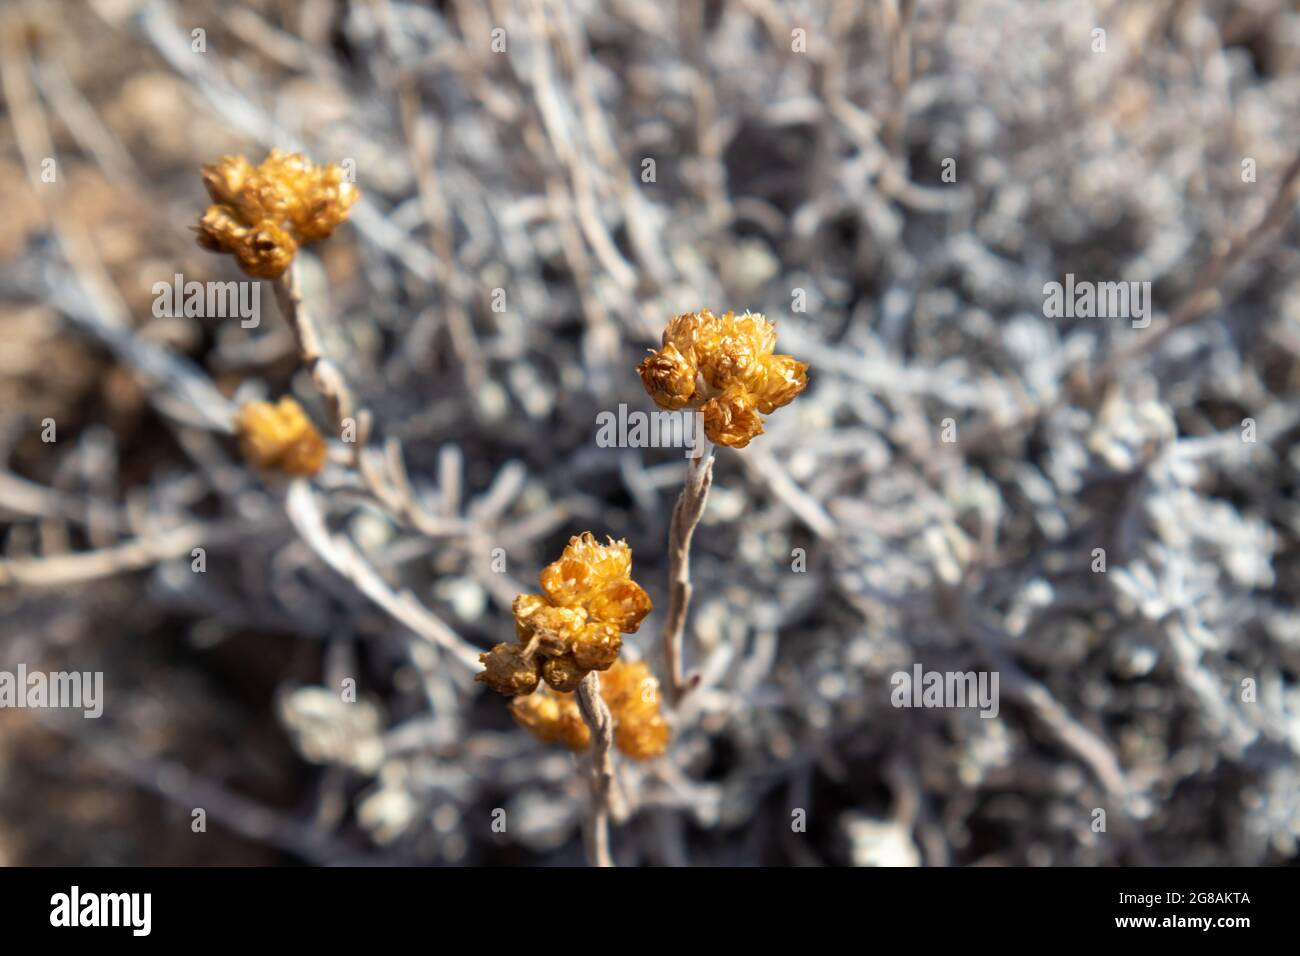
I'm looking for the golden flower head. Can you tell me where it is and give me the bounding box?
[236,397,327,476]
[637,310,808,448]
[637,343,696,410]
[538,533,652,632]
[600,659,671,760]
[509,686,590,750]
[701,384,765,449]
[508,659,670,760]
[196,149,359,279]
[512,597,589,657]
[478,533,651,696]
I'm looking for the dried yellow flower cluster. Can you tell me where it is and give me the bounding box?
[599,658,671,759]
[510,659,670,760]
[638,310,809,448]
[236,397,327,477]
[196,150,359,279]
[478,533,652,695]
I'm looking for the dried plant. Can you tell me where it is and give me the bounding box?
[479,533,656,865]
[478,533,652,695]
[510,659,670,760]
[196,150,358,279]
[235,397,327,477]
[638,309,808,449]
[508,657,671,866]
[641,309,808,701]
[5,0,1299,874]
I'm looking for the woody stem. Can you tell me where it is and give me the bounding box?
[661,443,715,704]
[575,671,616,867]
[272,266,362,461]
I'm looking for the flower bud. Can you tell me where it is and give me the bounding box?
[639,310,806,447]
[508,660,671,760]
[476,643,542,697]
[602,660,670,759]
[236,397,327,476]
[571,620,623,671]
[637,343,696,410]
[702,385,764,448]
[485,534,651,699]
[196,150,358,280]
[541,654,585,692]
[539,533,651,633]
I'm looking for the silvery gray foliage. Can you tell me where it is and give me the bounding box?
[1,0,1297,866]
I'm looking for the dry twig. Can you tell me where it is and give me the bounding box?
[575,670,618,867]
[661,446,715,703]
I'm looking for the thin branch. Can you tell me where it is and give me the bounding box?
[880,0,917,160]
[36,713,398,865]
[661,445,715,703]
[273,266,468,540]
[1089,148,1300,390]
[964,147,1300,453]
[575,670,617,867]
[285,480,483,672]
[0,519,275,588]
[742,446,839,540]
[272,267,366,453]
